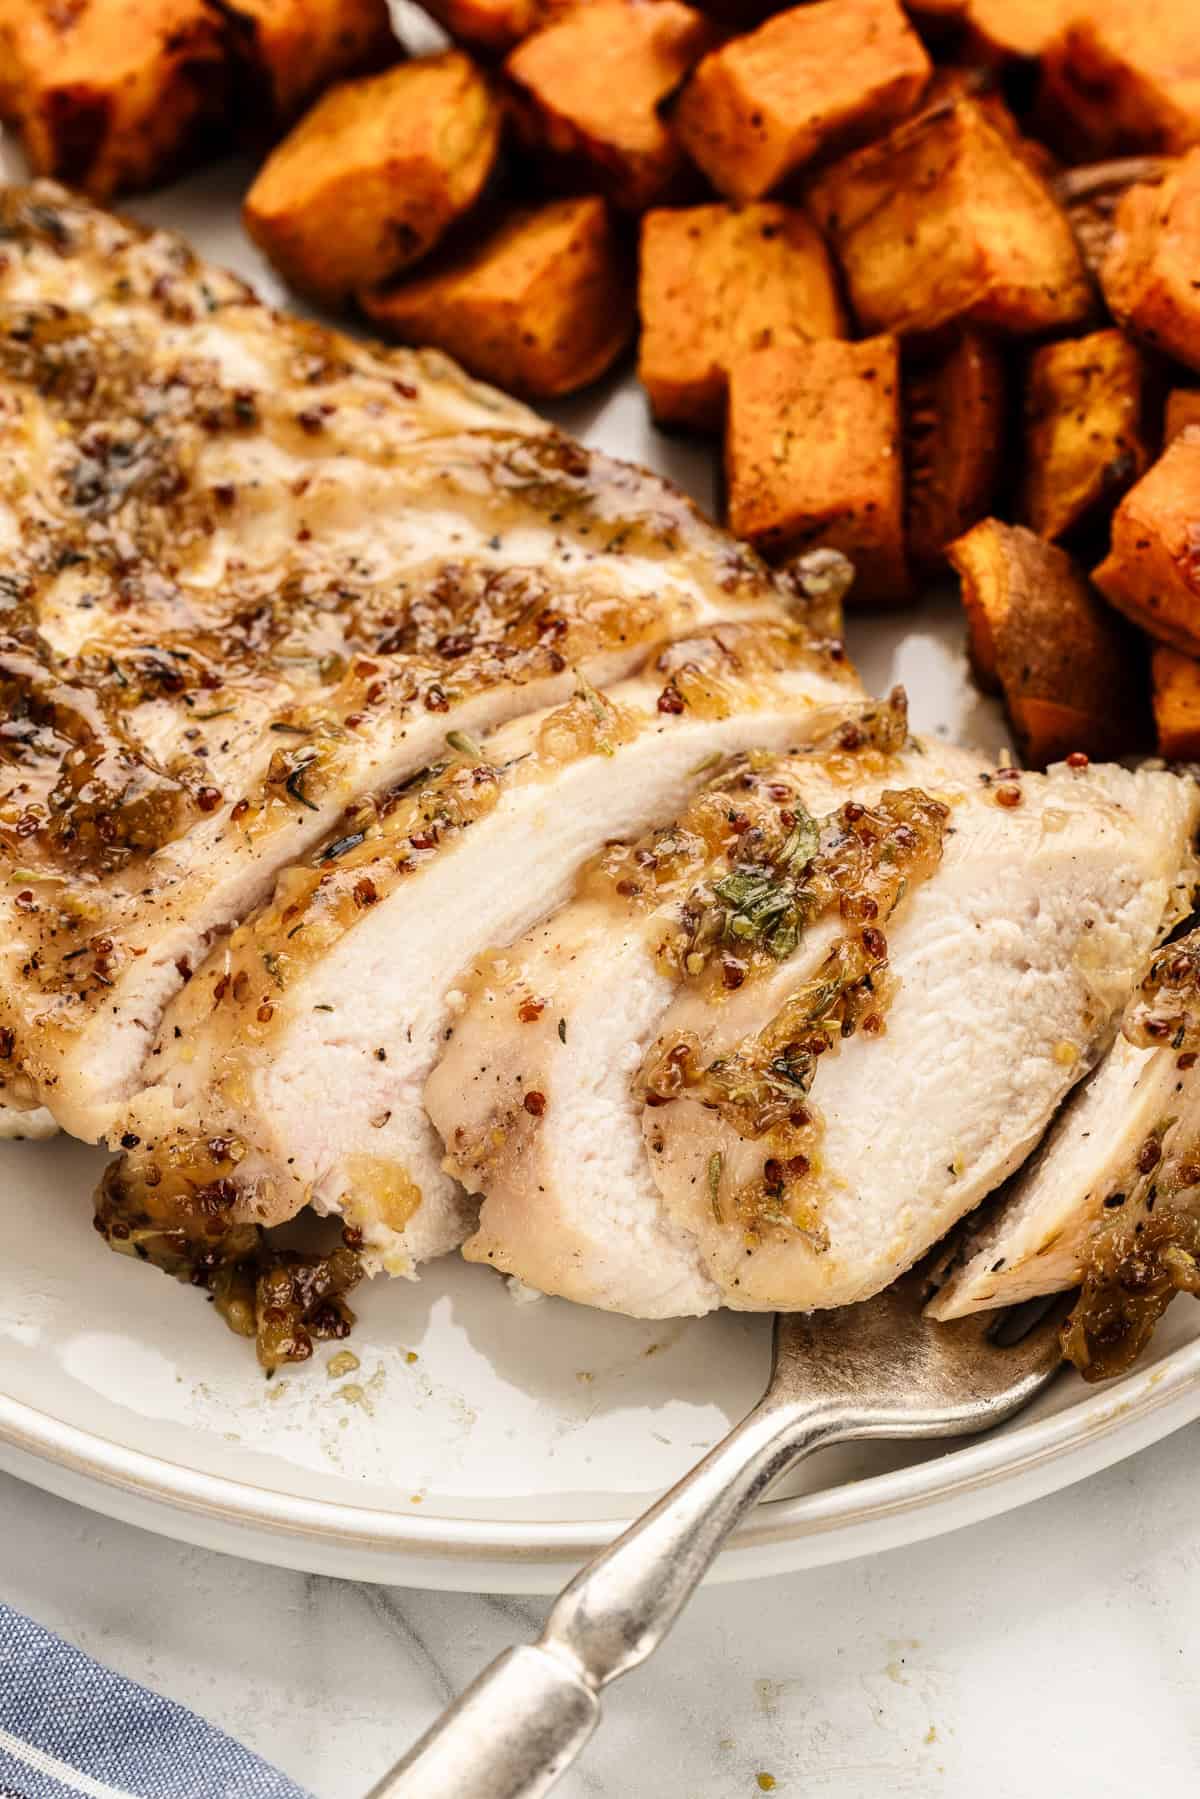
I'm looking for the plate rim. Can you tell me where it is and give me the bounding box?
[3,1321,1199,1574]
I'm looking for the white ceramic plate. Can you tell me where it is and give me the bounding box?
[3,141,1200,1594]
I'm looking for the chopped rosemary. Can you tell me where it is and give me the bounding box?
[196,707,235,721]
[319,831,365,862]
[262,950,286,990]
[558,1017,567,1044]
[270,721,310,734]
[285,758,319,811]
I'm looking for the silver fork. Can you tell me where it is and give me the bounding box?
[367,1272,1068,1799]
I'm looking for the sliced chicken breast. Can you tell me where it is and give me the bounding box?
[102,624,856,1277]
[930,925,1200,1338]
[0,182,813,1144]
[427,710,975,1315]
[428,749,1200,1318]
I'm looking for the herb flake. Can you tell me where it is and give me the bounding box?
[708,1152,724,1223]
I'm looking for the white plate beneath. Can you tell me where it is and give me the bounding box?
[3,141,1200,1593]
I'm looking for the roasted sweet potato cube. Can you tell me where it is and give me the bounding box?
[1151,645,1200,758]
[1093,432,1200,654]
[1019,330,1151,543]
[919,67,1061,181]
[1051,156,1172,277]
[905,329,1005,573]
[1166,390,1200,443]
[243,53,502,305]
[808,99,1091,339]
[1101,150,1200,373]
[949,519,1146,765]
[0,0,227,198]
[673,0,930,204]
[1040,4,1200,159]
[637,203,844,431]
[725,337,908,602]
[504,1,713,211]
[217,0,395,128]
[361,197,634,398]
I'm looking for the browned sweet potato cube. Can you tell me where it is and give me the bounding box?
[949,519,1145,765]
[725,336,908,601]
[673,0,930,204]
[1040,3,1200,159]
[637,203,844,431]
[918,67,1061,181]
[1019,330,1152,542]
[906,329,1005,573]
[217,0,394,128]
[1093,432,1200,654]
[1166,389,1200,442]
[0,0,227,198]
[1151,645,1200,758]
[1101,149,1200,373]
[808,99,1091,339]
[244,53,502,305]
[361,196,633,398]
[1051,156,1172,276]
[504,1,714,211]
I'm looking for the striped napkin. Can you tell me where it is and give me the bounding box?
[0,1604,315,1799]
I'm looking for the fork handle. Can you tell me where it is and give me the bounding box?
[366,1399,850,1799]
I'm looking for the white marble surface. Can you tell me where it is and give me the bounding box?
[4,1429,1200,1797]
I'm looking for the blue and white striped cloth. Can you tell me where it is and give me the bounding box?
[0,1603,315,1799]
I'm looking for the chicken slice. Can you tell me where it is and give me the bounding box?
[0,182,812,1143]
[930,925,1200,1370]
[428,749,1200,1318]
[101,622,856,1279]
[427,710,976,1315]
